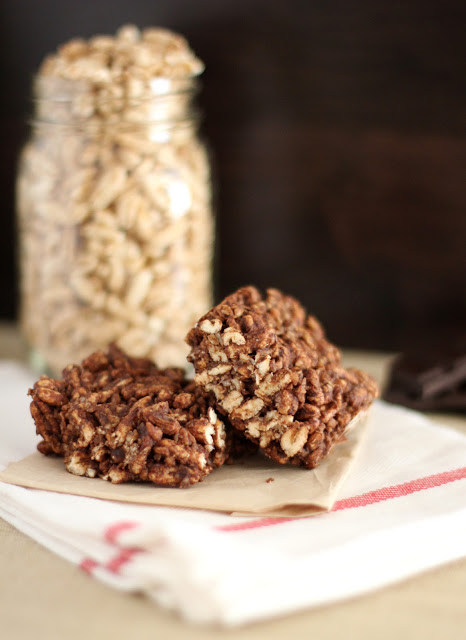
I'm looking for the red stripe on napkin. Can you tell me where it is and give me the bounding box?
[80,520,142,575]
[105,547,142,573]
[332,466,466,511]
[80,548,142,576]
[104,520,139,545]
[80,557,99,574]
[216,466,466,533]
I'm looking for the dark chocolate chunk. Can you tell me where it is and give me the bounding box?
[383,385,466,413]
[388,352,466,399]
[383,349,466,413]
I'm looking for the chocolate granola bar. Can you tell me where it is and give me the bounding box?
[186,287,378,469]
[29,345,228,487]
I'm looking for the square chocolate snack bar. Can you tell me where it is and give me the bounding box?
[186,287,378,469]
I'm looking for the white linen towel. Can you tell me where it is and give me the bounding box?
[0,361,465,626]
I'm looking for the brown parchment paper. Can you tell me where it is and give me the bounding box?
[0,411,371,517]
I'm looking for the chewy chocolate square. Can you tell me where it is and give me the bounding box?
[186,287,378,469]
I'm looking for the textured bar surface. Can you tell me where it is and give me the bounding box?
[187,287,378,468]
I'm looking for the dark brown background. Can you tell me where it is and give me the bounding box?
[1,0,465,352]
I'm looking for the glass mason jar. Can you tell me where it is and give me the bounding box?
[16,74,214,374]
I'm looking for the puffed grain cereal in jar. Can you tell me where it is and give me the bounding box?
[16,25,214,374]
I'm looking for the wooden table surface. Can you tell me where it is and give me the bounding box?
[1,323,465,640]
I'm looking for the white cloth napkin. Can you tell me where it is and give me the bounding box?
[0,361,465,626]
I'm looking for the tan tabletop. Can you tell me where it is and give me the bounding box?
[0,323,465,639]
